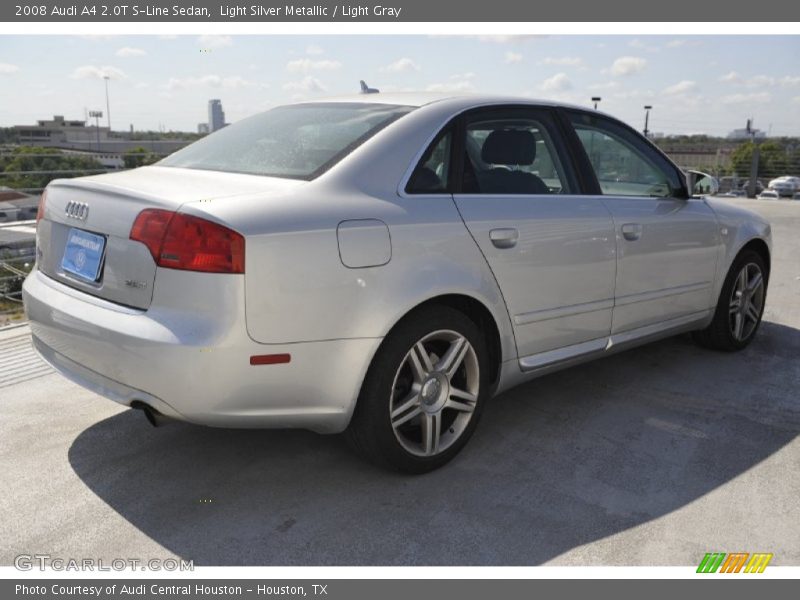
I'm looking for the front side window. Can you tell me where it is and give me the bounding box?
[568,112,681,198]
[460,115,570,195]
[159,103,414,180]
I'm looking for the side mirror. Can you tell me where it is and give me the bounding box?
[686,170,719,197]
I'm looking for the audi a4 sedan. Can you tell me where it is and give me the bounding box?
[24,94,772,472]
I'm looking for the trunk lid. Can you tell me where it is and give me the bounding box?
[37,165,302,309]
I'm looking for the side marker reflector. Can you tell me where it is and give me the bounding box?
[250,354,291,366]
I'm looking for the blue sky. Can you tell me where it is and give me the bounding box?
[1,35,799,136]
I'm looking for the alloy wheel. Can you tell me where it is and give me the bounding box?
[729,262,765,342]
[389,330,480,457]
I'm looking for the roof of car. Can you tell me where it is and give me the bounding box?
[295,92,596,113]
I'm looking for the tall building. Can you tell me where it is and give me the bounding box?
[208,99,225,132]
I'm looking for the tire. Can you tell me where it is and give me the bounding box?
[346,305,490,473]
[693,249,768,351]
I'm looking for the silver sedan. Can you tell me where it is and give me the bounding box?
[23,94,772,472]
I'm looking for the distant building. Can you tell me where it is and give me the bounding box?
[659,143,735,173]
[727,128,766,140]
[11,114,192,156]
[15,115,110,145]
[198,123,210,134]
[208,99,225,132]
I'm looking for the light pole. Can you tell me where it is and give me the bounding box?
[89,110,103,151]
[103,75,112,131]
[643,105,652,138]
[591,96,602,110]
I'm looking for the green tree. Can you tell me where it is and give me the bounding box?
[0,147,103,191]
[123,146,159,168]
[730,141,796,179]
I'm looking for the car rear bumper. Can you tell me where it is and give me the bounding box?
[23,268,382,433]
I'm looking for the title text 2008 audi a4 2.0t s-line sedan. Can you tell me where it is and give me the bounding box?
[24,94,771,473]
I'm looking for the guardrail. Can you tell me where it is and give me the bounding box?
[0,247,35,327]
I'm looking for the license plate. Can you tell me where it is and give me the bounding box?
[61,228,106,282]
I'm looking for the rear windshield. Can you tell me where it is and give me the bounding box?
[159,102,414,180]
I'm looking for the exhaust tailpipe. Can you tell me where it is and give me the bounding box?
[131,401,173,427]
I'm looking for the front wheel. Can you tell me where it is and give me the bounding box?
[346,306,489,473]
[693,249,767,351]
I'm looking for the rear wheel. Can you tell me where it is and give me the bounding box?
[346,306,489,473]
[693,250,767,351]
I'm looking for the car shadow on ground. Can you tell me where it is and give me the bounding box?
[68,320,800,565]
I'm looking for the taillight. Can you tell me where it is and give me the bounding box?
[130,209,245,274]
[36,189,47,224]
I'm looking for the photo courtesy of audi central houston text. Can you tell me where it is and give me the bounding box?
[1,33,799,568]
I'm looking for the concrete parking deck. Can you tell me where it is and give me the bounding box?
[1,197,798,566]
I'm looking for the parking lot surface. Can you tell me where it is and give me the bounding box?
[1,197,798,566]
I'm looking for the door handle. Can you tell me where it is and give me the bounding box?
[490,228,519,249]
[621,223,643,241]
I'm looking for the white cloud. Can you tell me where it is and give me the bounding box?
[628,39,659,52]
[745,75,775,88]
[719,71,742,83]
[471,35,545,44]
[541,73,572,92]
[610,56,647,76]
[780,76,800,87]
[588,81,619,91]
[197,35,233,49]
[663,80,697,95]
[380,57,421,73]
[282,76,327,93]
[793,96,800,104]
[71,65,126,80]
[721,92,772,105]
[426,73,476,93]
[286,58,342,73]
[504,51,523,64]
[166,74,256,90]
[665,39,701,49]
[539,56,585,68]
[115,47,146,57]
[305,44,324,55]
[0,62,20,74]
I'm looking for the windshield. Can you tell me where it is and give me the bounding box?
[159,103,414,180]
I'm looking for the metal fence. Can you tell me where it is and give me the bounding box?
[0,247,35,327]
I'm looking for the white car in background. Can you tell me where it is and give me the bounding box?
[768,176,800,197]
[23,94,773,472]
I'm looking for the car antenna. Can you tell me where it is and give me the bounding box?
[360,80,379,94]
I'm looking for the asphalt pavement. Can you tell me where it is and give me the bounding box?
[1,197,798,566]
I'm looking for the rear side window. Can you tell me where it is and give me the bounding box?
[460,114,571,195]
[160,103,414,180]
[568,112,683,198]
[406,129,453,194]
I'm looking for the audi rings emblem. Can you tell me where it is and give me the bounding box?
[65,201,89,220]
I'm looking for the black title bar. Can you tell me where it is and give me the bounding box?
[3,0,798,22]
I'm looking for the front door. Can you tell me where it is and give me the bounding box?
[452,107,617,360]
[566,110,720,335]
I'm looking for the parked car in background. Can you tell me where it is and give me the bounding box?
[768,176,800,197]
[740,179,765,196]
[792,192,800,201]
[23,94,773,472]
[758,190,780,200]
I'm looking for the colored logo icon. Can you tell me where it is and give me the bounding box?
[697,552,773,573]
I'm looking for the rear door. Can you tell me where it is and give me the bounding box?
[564,110,720,335]
[450,106,617,361]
